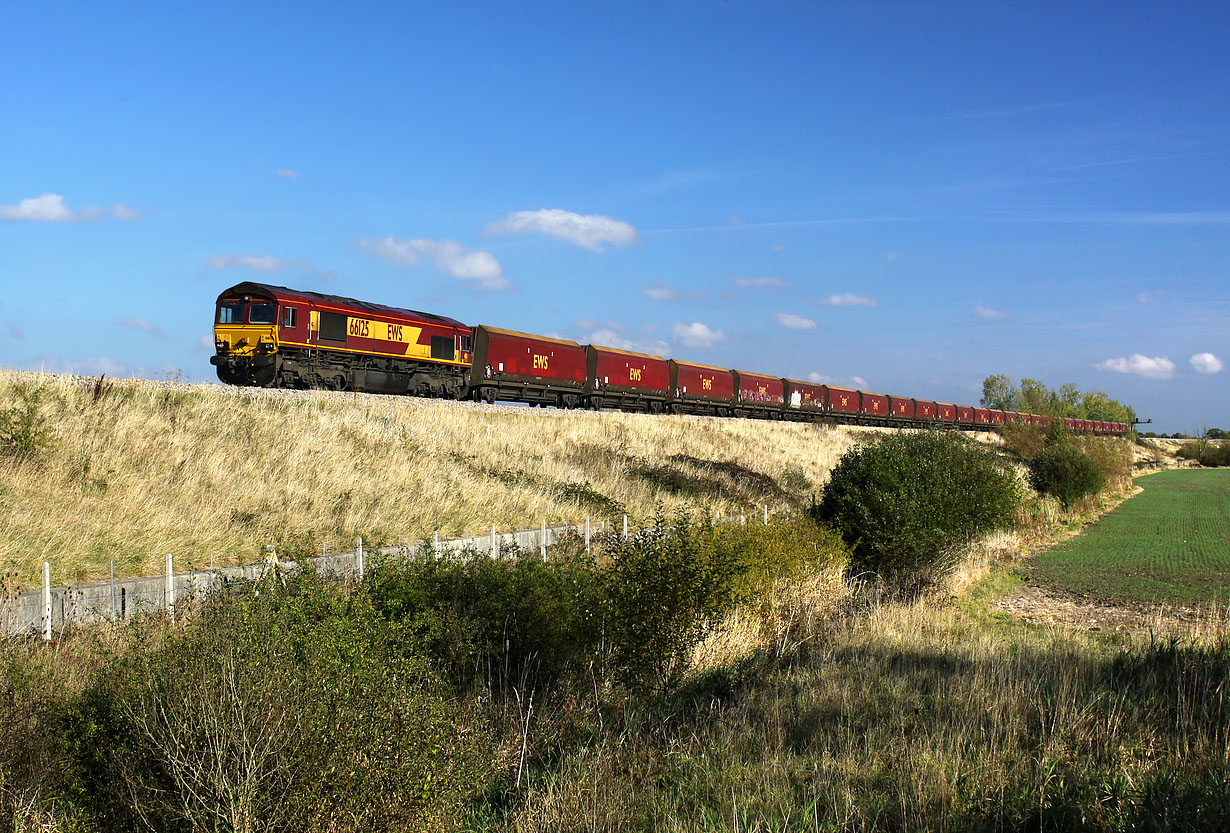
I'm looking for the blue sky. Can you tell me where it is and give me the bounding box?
[1,0,1226,431]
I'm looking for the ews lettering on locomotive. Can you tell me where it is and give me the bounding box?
[386,323,404,342]
[533,354,549,371]
[629,367,642,382]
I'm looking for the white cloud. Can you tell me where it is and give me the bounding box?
[205,254,286,272]
[359,235,509,291]
[0,193,138,222]
[735,276,787,288]
[1094,354,1176,380]
[775,312,816,330]
[484,209,638,251]
[808,372,868,388]
[583,327,670,355]
[274,168,299,179]
[644,286,679,301]
[116,317,164,338]
[574,319,626,332]
[672,322,726,348]
[203,253,334,280]
[973,305,1008,319]
[813,293,878,307]
[1191,352,1224,374]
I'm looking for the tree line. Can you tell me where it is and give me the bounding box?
[980,375,1136,425]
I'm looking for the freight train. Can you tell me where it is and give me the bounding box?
[210,282,1129,435]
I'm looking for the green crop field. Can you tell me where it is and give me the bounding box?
[1024,469,1230,606]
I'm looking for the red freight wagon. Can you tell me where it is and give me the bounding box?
[732,370,785,417]
[669,360,734,415]
[915,400,938,420]
[470,326,587,407]
[957,405,975,424]
[1034,415,1051,428]
[862,392,890,419]
[990,410,1006,425]
[974,408,991,425]
[1006,412,1021,424]
[890,396,916,419]
[584,345,669,411]
[783,379,826,415]
[825,386,860,415]
[937,402,957,422]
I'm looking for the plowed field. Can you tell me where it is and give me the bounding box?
[1025,469,1230,606]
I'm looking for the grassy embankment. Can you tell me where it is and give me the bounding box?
[1024,468,1230,607]
[0,370,879,588]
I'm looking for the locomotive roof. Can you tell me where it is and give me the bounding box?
[217,282,468,328]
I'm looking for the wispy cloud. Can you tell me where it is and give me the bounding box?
[1094,354,1175,380]
[360,235,509,291]
[274,168,299,179]
[809,372,868,388]
[580,324,669,355]
[973,305,1008,320]
[1137,290,1163,303]
[205,254,286,272]
[0,193,138,222]
[913,100,1074,123]
[810,293,878,307]
[999,210,1230,225]
[672,322,726,348]
[204,253,335,280]
[648,216,904,234]
[116,317,164,338]
[485,209,638,251]
[644,286,679,301]
[775,312,816,330]
[735,276,787,288]
[632,168,746,196]
[1191,352,1224,374]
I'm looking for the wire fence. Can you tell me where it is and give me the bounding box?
[2,504,784,639]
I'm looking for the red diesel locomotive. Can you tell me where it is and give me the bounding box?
[211,282,1130,434]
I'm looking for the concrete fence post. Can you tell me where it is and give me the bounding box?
[109,560,115,621]
[433,530,439,556]
[492,525,498,558]
[540,520,547,557]
[209,554,215,592]
[585,518,591,553]
[42,562,51,641]
[623,514,628,539]
[357,537,364,580]
[165,553,175,619]
[740,513,746,526]
[763,504,768,525]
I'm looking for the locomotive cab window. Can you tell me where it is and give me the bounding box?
[218,301,244,324]
[248,303,276,324]
[461,334,472,351]
[281,307,297,328]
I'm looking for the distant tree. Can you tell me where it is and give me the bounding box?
[981,374,1016,411]
[1206,428,1227,440]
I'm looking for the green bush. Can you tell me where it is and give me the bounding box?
[0,384,54,462]
[1028,444,1106,508]
[73,571,489,832]
[812,430,1020,575]
[1176,441,1230,467]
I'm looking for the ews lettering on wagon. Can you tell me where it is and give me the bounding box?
[702,378,713,391]
[533,354,550,371]
[629,367,642,382]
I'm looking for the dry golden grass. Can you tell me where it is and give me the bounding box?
[0,371,885,587]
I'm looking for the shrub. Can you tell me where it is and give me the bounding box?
[0,384,54,462]
[74,571,489,832]
[812,430,1020,576]
[1028,445,1106,508]
[1176,441,1230,467]
[1073,435,1135,484]
[996,422,1048,460]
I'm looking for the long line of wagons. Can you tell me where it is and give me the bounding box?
[211,282,1130,435]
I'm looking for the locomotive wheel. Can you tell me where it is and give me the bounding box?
[590,396,604,411]
[484,388,496,405]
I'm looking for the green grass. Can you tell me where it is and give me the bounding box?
[1024,469,1230,607]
